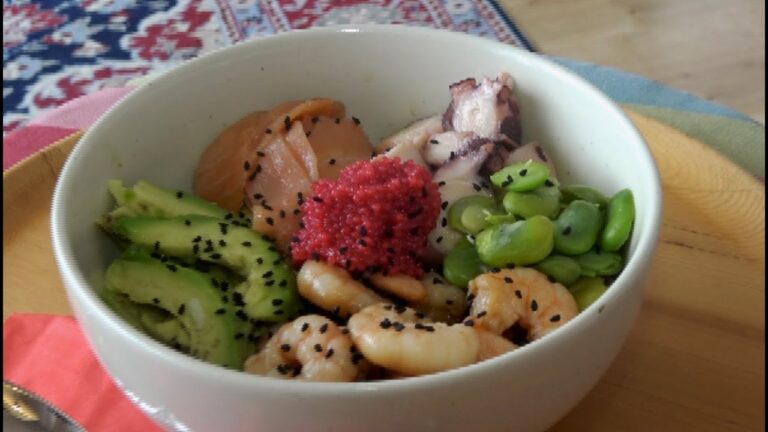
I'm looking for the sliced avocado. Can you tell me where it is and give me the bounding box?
[138,306,192,350]
[104,248,243,369]
[100,180,250,229]
[111,215,301,323]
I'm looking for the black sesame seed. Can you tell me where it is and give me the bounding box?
[476,311,487,318]
[234,333,245,340]
[166,264,177,272]
[329,158,336,165]
[429,139,439,145]
[352,116,361,125]
[331,306,341,316]
[256,257,264,265]
[218,239,227,247]
[415,311,426,319]
[441,218,447,227]
[232,292,244,306]
[301,323,310,332]
[312,196,323,203]
[446,300,454,305]
[177,304,186,315]
[359,226,367,236]
[531,300,539,311]
[242,241,252,247]
[253,193,263,200]
[562,226,572,235]
[263,270,274,279]
[235,310,248,321]
[550,314,561,322]
[441,201,449,210]
[210,253,222,260]
[310,252,321,261]
[152,297,160,305]
[504,277,514,283]
[506,263,516,269]
[215,308,225,315]
[379,318,392,329]
[358,239,367,247]
[244,161,251,171]
[334,118,341,124]
[544,179,555,187]
[515,290,522,299]
[338,246,348,255]
[449,151,456,161]
[341,328,350,335]
[490,268,501,273]
[293,208,301,215]
[279,279,287,287]
[325,348,335,359]
[273,308,283,315]
[473,183,482,192]
[319,323,329,333]
[314,344,322,352]
[280,343,291,352]
[271,298,284,307]
[265,128,272,134]
[407,207,424,219]
[547,275,557,283]
[383,304,393,310]
[257,151,266,157]
[284,116,291,129]
[464,320,474,327]
[519,169,528,177]
[467,293,476,302]
[393,322,405,331]
[311,116,320,123]
[438,181,446,187]
[176,191,184,199]
[436,236,443,244]
[184,219,191,226]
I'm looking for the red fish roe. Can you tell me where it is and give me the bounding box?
[291,157,440,277]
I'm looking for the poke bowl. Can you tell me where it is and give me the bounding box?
[51,25,662,432]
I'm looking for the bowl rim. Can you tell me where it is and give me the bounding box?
[51,24,663,394]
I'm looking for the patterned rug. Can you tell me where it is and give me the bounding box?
[2,0,533,136]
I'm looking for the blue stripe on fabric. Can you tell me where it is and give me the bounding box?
[547,56,756,122]
[486,0,537,52]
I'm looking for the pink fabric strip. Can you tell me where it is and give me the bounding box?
[3,87,134,171]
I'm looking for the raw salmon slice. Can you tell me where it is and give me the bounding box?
[193,100,301,212]
[306,116,372,179]
[284,122,319,181]
[245,133,313,253]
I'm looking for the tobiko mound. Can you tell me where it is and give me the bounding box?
[96,72,636,382]
[290,157,441,278]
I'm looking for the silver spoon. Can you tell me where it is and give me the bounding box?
[3,381,84,432]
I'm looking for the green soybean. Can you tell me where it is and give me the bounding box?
[574,249,623,277]
[553,200,603,255]
[447,195,501,235]
[475,215,554,267]
[561,184,609,209]
[490,161,550,192]
[600,189,635,252]
[443,237,485,288]
[568,277,609,312]
[484,213,517,225]
[502,182,561,219]
[535,255,582,285]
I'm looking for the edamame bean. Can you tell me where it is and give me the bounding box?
[561,184,609,209]
[535,255,581,285]
[600,189,635,252]
[553,200,603,255]
[447,195,501,234]
[475,215,554,267]
[490,160,550,192]
[484,213,517,225]
[502,182,561,219]
[574,249,623,277]
[568,277,608,312]
[443,237,485,288]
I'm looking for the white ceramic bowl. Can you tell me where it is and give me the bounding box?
[51,25,662,432]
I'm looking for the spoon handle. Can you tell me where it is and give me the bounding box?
[3,381,84,432]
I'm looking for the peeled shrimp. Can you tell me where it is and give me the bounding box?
[368,273,427,303]
[244,315,362,382]
[297,260,385,317]
[467,267,578,341]
[347,303,514,376]
[412,272,468,324]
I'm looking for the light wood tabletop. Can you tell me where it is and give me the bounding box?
[498,0,765,123]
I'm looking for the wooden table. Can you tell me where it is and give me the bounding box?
[3,110,765,431]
